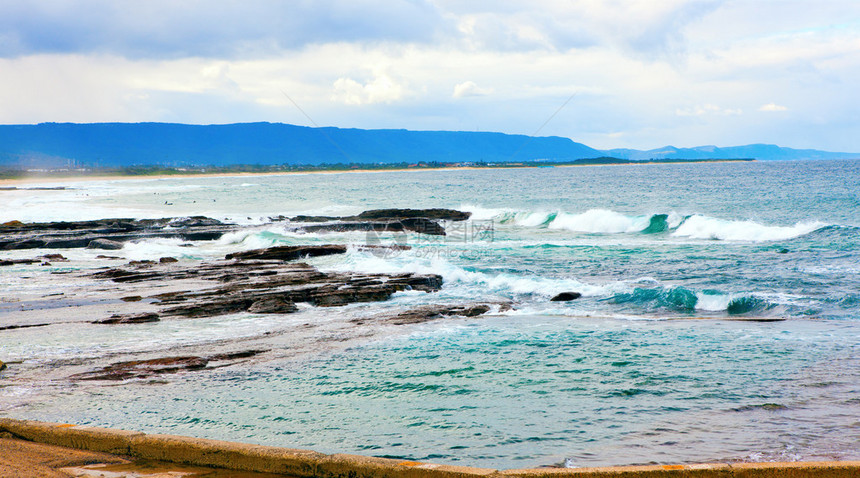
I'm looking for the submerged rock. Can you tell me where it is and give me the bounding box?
[0,258,39,266]
[93,313,160,325]
[70,350,268,381]
[387,303,496,325]
[0,323,50,331]
[40,254,68,262]
[71,356,210,381]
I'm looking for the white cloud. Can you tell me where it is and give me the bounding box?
[1,1,859,151]
[331,73,406,105]
[759,103,788,112]
[676,104,743,116]
[452,81,493,98]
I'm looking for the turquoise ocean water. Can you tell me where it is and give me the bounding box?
[1,160,858,468]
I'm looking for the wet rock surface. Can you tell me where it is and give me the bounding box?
[225,245,348,261]
[0,210,498,392]
[0,253,69,266]
[0,216,236,250]
[0,209,473,250]
[89,246,443,319]
[92,313,160,325]
[289,208,471,223]
[286,208,471,236]
[69,350,268,381]
[386,304,494,325]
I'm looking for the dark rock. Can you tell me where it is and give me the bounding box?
[128,260,156,266]
[311,286,395,307]
[0,258,39,266]
[733,403,789,412]
[86,239,124,250]
[388,304,494,325]
[285,208,472,236]
[550,292,582,301]
[95,255,123,259]
[776,248,790,254]
[247,297,297,314]
[288,215,341,223]
[70,349,269,381]
[398,217,446,235]
[208,349,268,361]
[89,246,443,319]
[0,360,5,371]
[71,356,209,381]
[159,256,179,263]
[297,219,446,236]
[0,216,236,251]
[121,296,143,302]
[356,208,472,221]
[226,245,347,262]
[0,323,50,331]
[40,254,68,262]
[93,313,160,325]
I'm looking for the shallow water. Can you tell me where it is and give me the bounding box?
[2,160,859,468]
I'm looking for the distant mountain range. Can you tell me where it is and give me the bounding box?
[0,122,855,169]
[603,144,856,161]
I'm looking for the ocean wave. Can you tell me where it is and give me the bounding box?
[671,215,827,242]
[460,204,827,242]
[324,247,613,298]
[607,286,777,315]
[326,247,784,317]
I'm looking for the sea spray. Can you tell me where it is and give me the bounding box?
[671,215,826,241]
[462,204,822,241]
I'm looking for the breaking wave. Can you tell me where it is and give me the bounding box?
[461,204,828,242]
[324,248,781,316]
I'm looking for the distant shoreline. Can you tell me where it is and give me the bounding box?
[0,158,755,186]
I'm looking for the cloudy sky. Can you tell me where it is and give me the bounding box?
[1,1,858,151]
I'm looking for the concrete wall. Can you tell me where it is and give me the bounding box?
[1,418,857,478]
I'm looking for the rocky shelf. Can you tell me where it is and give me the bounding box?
[282,208,471,236]
[0,208,472,250]
[0,216,235,250]
[88,245,444,321]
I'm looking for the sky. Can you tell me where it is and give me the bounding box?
[1,0,858,151]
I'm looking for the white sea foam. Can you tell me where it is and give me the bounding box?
[326,248,625,299]
[549,209,650,233]
[695,292,733,312]
[122,238,198,261]
[462,204,672,234]
[462,204,827,241]
[672,215,826,241]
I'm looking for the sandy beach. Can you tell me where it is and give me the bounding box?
[0,166,503,188]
